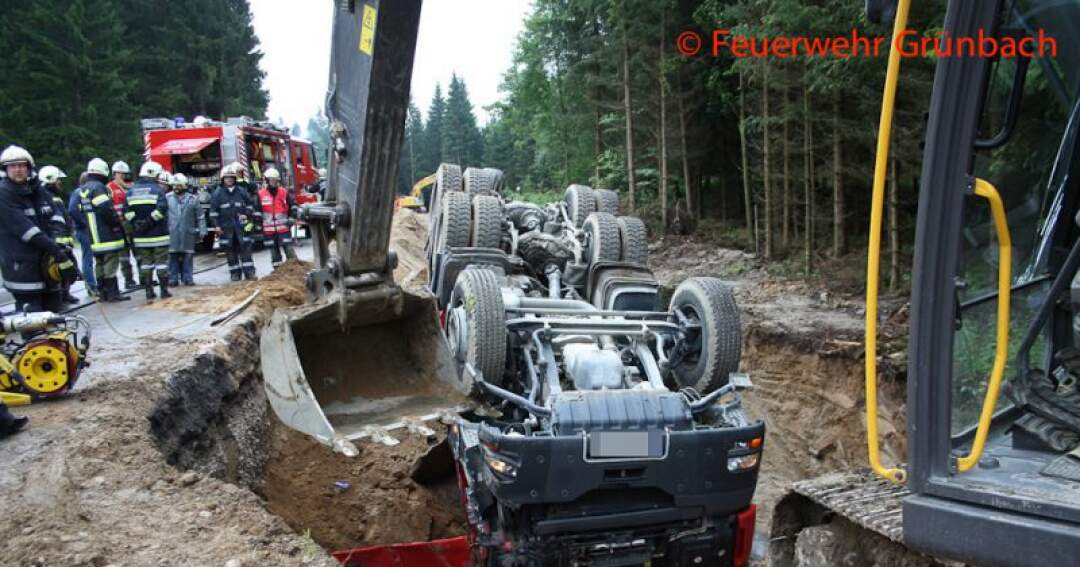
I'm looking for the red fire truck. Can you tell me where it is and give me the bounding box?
[141,116,320,250]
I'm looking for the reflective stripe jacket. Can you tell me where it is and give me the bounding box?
[257,186,296,236]
[107,180,128,217]
[71,176,126,255]
[209,184,253,233]
[0,178,61,293]
[44,185,74,246]
[126,178,169,248]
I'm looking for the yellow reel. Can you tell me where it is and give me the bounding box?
[14,334,80,398]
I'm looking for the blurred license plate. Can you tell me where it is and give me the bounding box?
[589,431,662,458]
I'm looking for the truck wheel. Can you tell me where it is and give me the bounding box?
[594,188,620,215]
[668,277,741,394]
[447,268,506,388]
[583,212,621,266]
[438,191,472,252]
[471,195,504,249]
[564,184,596,228]
[431,163,463,233]
[617,216,648,265]
[464,167,498,197]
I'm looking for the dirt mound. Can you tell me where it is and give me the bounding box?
[391,207,430,289]
[152,259,310,314]
[264,424,464,551]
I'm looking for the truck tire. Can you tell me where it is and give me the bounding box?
[583,212,621,266]
[471,195,503,249]
[668,277,741,394]
[617,216,648,265]
[431,163,463,231]
[438,191,472,252]
[594,188,620,215]
[464,167,498,197]
[564,184,596,228]
[448,268,507,387]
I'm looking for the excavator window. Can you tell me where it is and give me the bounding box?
[951,0,1080,435]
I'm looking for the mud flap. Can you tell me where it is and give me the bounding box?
[261,285,468,455]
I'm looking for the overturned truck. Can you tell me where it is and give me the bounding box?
[427,165,765,565]
[258,1,763,565]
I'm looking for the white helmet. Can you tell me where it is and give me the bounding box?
[139,161,163,178]
[111,160,131,175]
[171,173,188,186]
[221,164,237,179]
[87,157,110,177]
[318,168,327,179]
[0,145,34,168]
[158,170,171,183]
[39,165,66,184]
[264,167,281,181]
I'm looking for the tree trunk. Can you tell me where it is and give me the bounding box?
[678,75,694,222]
[803,79,813,276]
[622,20,637,211]
[782,80,791,250]
[889,153,900,291]
[658,7,669,230]
[832,98,845,257]
[762,62,773,260]
[594,106,602,185]
[739,69,752,243]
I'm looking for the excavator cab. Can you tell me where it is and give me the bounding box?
[774,1,1080,566]
[900,1,1080,562]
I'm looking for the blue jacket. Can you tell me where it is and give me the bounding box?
[125,177,169,248]
[70,175,126,255]
[0,177,63,293]
[209,183,254,235]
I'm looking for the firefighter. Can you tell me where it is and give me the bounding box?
[39,165,80,304]
[72,158,130,302]
[0,399,28,439]
[257,167,298,269]
[210,165,256,281]
[126,162,172,300]
[67,179,96,297]
[166,173,205,286]
[157,169,172,192]
[0,145,73,313]
[310,167,328,201]
[108,160,139,291]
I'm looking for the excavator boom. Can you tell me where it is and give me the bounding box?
[261,0,464,457]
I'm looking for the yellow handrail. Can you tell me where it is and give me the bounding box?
[866,0,913,484]
[956,178,1012,471]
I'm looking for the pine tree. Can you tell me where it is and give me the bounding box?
[442,75,483,167]
[422,84,447,174]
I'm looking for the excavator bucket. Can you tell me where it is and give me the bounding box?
[259,0,469,455]
[261,286,466,456]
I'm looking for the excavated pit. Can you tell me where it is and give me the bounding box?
[146,302,466,552]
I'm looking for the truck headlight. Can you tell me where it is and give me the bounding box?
[727,453,760,472]
[483,450,519,478]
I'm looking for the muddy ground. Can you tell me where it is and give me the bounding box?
[0,213,908,566]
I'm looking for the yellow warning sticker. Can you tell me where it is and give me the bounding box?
[359,4,377,56]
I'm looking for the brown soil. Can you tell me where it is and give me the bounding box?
[263,423,464,551]
[391,207,430,290]
[150,259,311,314]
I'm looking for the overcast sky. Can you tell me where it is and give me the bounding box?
[249,1,532,133]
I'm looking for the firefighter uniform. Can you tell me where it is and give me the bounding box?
[108,178,138,289]
[256,183,298,268]
[126,176,171,299]
[210,178,256,281]
[39,166,79,304]
[73,173,129,302]
[0,175,66,313]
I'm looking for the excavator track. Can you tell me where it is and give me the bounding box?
[770,469,945,567]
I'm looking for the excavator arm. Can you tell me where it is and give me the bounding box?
[262,0,463,457]
[303,0,423,310]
